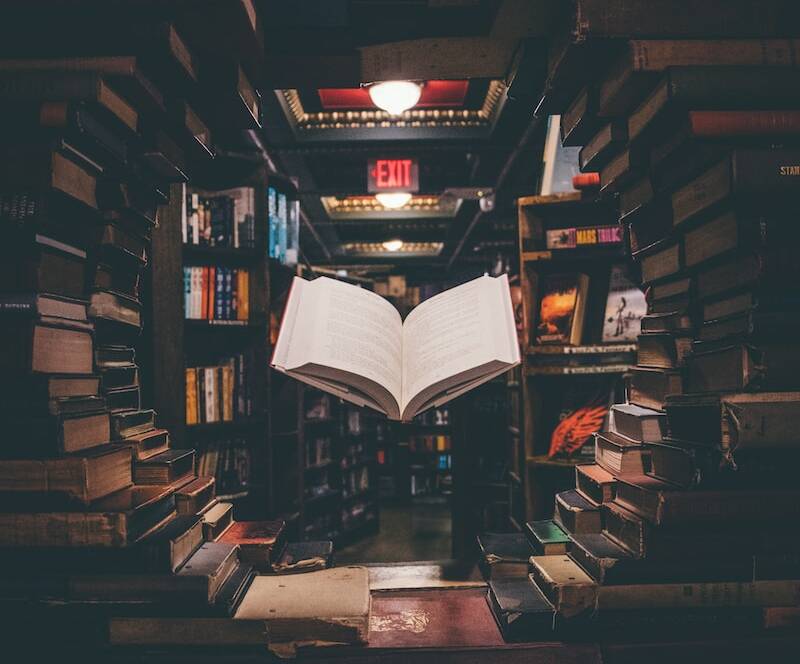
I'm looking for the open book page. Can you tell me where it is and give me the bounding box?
[272,277,404,417]
[400,274,520,419]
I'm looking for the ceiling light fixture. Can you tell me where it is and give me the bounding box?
[368,80,422,115]
[375,192,412,209]
[381,239,404,252]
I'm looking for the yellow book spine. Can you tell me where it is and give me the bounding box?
[185,368,198,425]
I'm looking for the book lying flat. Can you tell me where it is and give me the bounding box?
[272,274,520,421]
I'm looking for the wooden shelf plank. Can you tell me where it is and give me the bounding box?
[526,363,634,376]
[528,343,637,355]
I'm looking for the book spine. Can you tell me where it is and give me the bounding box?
[241,271,249,321]
[204,367,215,423]
[185,368,198,425]
[224,268,232,320]
[599,580,800,610]
[214,267,224,321]
[197,367,206,424]
[689,110,800,137]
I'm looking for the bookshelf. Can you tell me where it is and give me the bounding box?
[268,269,382,545]
[516,193,637,520]
[270,380,382,545]
[151,166,301,519]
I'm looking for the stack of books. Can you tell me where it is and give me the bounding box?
[0,48,261,634]
[0,3,368,652]
[487,21,800,643]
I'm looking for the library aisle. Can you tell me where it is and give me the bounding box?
[1,1,800,662]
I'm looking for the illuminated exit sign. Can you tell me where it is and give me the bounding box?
[368,158,419,193]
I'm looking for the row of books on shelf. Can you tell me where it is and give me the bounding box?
[183,187,256,249]
[413,406,449,427]
[342,466,369,499]
[267,185,299,266]
[340,501,377,533]
[535,265,646,347]
[196,438,250,497]
[410,470,452,497]
[185,354,254,425]
[409,434,451,453]
[306,436,332,468]
[183,265,250,321]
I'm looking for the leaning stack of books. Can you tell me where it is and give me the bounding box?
[486,5,800,642]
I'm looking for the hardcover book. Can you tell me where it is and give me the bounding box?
[575,464,617,505]
[272,275,520,420]
[0,444,131,504]
[0,484,174,547]
[601,265,645,343]
[525,519,571,556]
[609,403,667,444]
[487,578,558,642]
[233,567,370,645]
[535,273,589,346]
[554,490,602,535]
[665,392,800,452]
[477,532,537,579]
[594,431,648,476]
[219,520,286,571]
[529,555,596,618]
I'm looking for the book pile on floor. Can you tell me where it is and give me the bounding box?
[0,3,366,655]
[483,29,800,644]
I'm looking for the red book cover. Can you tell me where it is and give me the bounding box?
[366,588,503,649]
[219,520,285,546]
[688,111,800,137]
[207,266,215,320]
[201,267,209,320]
[573,172,600,189]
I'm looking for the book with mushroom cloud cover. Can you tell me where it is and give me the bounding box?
[271,274,520,421]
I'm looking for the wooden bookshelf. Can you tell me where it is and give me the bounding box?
[268,269,382,545]
[150,166,302,519]
[270,380,382,545]
[516,193,635,520]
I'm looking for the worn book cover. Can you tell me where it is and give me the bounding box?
[535,273,589,345]
[234,567,370,645]
[487,578,558,642]
[477,532,537,579]
[602,265,645,343]
[525,519,571,555]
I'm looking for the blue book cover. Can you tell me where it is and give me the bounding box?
[215,267,225,320]
[278,193,288,264]
[183,267,191,318]
[224,268,233,320]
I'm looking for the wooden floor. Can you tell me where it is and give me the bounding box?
[337,503,453,564]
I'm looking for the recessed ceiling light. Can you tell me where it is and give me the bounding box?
[381,239,404,252]
[368,81,422,115]
[375,192,413,209]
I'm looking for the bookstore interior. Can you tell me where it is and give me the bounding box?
[2,0,800,661]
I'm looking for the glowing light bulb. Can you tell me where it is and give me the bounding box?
[381,239,404,252]
[368,81,422,115]
[375,192,412,209]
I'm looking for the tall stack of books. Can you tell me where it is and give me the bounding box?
[0,23,257,648]
[487,24,800,642]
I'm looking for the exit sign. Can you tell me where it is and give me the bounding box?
[368,158,419,193]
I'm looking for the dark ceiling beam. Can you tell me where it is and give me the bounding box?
[264,36,516,88]
[271,142,509,156]
[447,109,543,269]
[300,207,333,262]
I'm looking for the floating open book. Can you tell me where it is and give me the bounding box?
[271,274,520,421]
